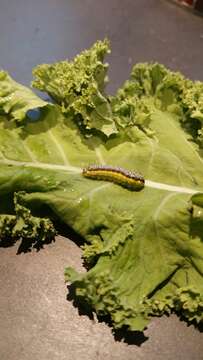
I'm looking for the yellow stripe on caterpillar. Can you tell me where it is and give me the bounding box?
[82,165,144,191]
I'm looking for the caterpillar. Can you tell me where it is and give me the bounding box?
[82,165,145,191]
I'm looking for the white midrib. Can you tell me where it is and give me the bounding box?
[145,180,198,195]
[0,158,81,173]
[0,157,201,195]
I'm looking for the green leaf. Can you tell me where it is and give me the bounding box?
[0,192,55,250]
[32,39,117,137]
[1,41,203,331]
[0,71,47,122]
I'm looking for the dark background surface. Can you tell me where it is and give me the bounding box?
[0,1,203,359]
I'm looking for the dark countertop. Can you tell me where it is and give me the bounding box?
[0,1,203,359]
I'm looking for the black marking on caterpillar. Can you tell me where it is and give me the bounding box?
[82,165,145,191]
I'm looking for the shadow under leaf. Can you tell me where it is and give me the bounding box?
[66,283,94,320]
[113,327,148,345]
[66,283,148,346]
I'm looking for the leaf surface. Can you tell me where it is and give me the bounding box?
[1,41,203,331]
